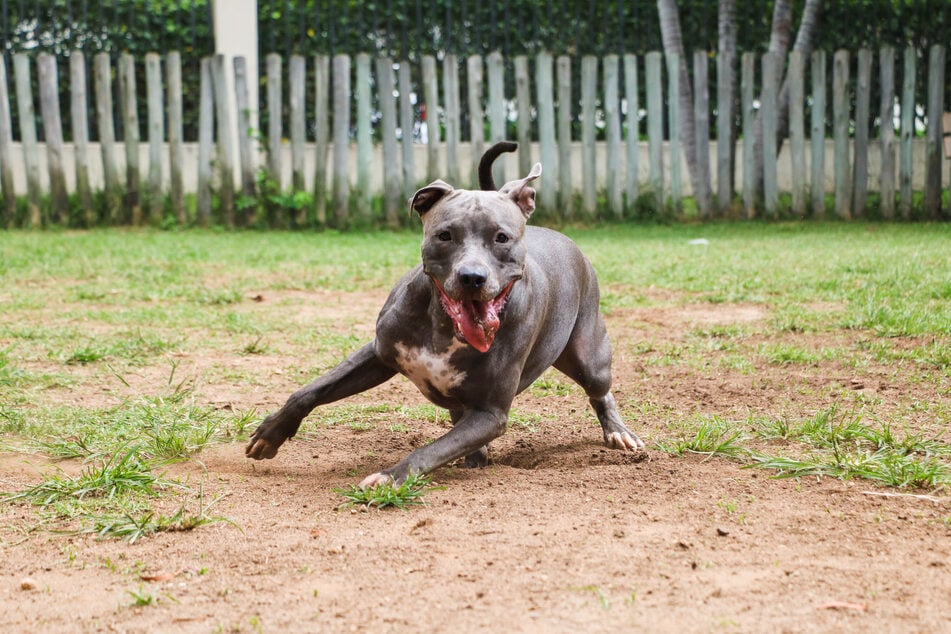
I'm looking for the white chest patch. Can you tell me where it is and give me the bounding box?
[394,340,468,398]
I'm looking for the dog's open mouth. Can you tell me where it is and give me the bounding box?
[432,278,514,353]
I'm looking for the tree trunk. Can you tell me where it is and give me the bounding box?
[657,0,701,197]
[754,0,824,189]
[717,0,737,211]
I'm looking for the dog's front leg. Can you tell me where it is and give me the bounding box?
[245,342,396,460]
[360,407,508,487]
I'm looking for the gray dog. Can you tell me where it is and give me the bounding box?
[245,142,644,487]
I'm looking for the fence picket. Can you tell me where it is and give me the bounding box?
[377,57,400,227]
[603,54,622,218]
[467,55,485,188]
[233,55,256,225]
[624,54,639,212]
[290,54,307,224]
[487,52,506,187]
[443,54,461,185]
[879,47,896,220]
[119,53,142,225]
[853,49,872,218]
[788,50,806,218]
[331,54,350,227]
[197,58,213,227]
[421,55,440,182]
[716,49,734,216]
[693,50,712,219]
[556,55,572,216]
[69,52,94,224]
[94,53,120,222]
[762,52,778,218]
[581,55,598,217]
[266,54,282,188]
[514,55,532,178]
[924,44,945,219]
[0,56,15,226]
[741,52,755,218]
[666,51,681,214]
[38,53,68,225]
[399,61,416,200]
[810,50,826,219]
[646,52,664,211]
[832,50,851,220]
[15,54,42,228]
[356,53,372,219]
[313,54,330,225]
[167,51,185,225]
[145,53,164,223]
[210,54,235,227]
[536,52,557,213]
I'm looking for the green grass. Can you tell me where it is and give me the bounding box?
[334,472,444,510]
[1,223,949,542]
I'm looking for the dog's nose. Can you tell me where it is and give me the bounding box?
[458,267,488,289]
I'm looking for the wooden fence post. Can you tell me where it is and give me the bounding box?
[879,47,896,220]
[38,53,69,225]
[14,54,42,228]
[119,53,142,225]
[556,55,572,215]
[94,53,121,223]
[233,55,256,226]
[810,50,826,219]
[665,51,682,214]
[167,51,185,225]
[832,50,851,220]
[603,54,622,218]
[536,52,557,213]
[487,51,506,187]
[399,61,416,201]
[646,51,664,212]
[693,50,712,219]
[852,49,872,218]
[211,54,236,228]
[266,53,282,190]
[443,54,461,185]
[514,55,532,178]
[0,56,15,226]
[899,47,915,220]
[924,44,945,219]
[788,50,806,218]
[467,55,485,188]
[716,49,734,216]
[377,57,400,228]
[331,54,351,227]
[197,57,214,227]
[624,54,639,212]
[355,53,373,220]
[289,54,307,224]
[69,52,94,224]
[580,55,598,217]
[761,52,779,218]
[421,55,440,182]
[145,52,164,223]
[313,54,330,225]
[741,52,755,218]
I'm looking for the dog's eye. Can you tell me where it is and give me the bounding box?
[437,231,451,242]
[495,233,509,244]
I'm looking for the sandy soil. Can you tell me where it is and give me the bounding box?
[2,289,949,633]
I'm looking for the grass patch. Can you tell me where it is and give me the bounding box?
[656,416,751,460]
[334,472,444,510]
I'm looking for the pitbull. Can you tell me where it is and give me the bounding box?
[245,142,644,487]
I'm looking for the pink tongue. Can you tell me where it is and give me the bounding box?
[456,300,501,353]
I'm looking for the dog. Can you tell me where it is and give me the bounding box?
[245,142,644,487]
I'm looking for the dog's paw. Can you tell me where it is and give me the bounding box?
[605,430,646,451]
[244,433,283,460]
[359,472,394,489]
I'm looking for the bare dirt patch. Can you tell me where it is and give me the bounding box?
[2,290,949,633]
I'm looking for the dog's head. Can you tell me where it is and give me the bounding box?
[409,163,542,353]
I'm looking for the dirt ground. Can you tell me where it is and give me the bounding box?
[2,288,949,633]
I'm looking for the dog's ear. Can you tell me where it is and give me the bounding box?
[499,163,542,218]
[409,180,453,216]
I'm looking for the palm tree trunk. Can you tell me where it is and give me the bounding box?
[657,0,701,198]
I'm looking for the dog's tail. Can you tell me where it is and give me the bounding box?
[478,141,518,191]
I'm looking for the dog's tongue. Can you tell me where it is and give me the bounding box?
[437,283,512,353]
